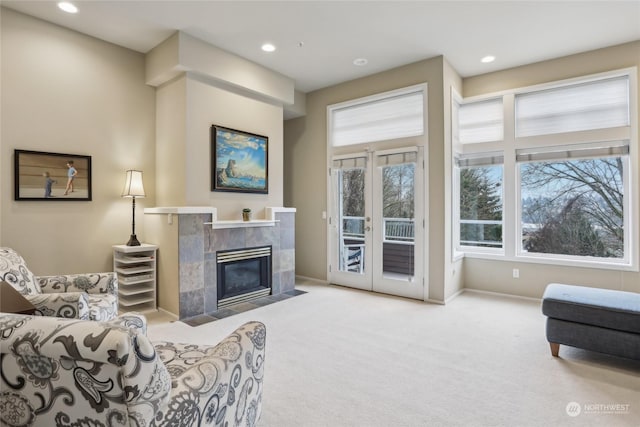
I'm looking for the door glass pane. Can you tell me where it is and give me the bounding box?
[381,162,415,279]
[338,167,366,273]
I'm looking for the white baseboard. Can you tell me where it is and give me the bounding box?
[295,275,328,285]
[156,307,179,320]
[294,275,540,304]
[463,288,542,302]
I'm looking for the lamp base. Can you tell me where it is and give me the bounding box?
[126,234,141,246]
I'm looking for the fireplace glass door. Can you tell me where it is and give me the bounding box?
[217,246,271,307]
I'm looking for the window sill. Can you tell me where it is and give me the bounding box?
[461,250,637,272]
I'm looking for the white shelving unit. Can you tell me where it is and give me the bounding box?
[113,243,158,313]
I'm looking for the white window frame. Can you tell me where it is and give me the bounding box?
[455,153,505,255]
[453,68,638,271]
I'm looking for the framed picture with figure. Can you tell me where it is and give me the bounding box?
[211,125,268,194]
[14,149,92,201]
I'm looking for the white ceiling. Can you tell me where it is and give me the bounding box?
[2,1,640,93]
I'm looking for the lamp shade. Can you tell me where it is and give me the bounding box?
[121,170,145,198]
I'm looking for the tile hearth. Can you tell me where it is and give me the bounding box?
[181,289,306,326]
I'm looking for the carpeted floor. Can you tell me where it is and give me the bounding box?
[147,279,640,427]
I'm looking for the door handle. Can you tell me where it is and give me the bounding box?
[365,226,371,232]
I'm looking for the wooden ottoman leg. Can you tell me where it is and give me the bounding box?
[549,342,560,357]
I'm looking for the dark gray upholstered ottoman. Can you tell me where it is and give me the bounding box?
[542,283,640,360]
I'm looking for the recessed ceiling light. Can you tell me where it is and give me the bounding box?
[261,43,276,53]
[481,55,496,64]
[353,58,368,66]
[58,2,78,13]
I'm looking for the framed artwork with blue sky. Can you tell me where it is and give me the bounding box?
[211,125,268,194]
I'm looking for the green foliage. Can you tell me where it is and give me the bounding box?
[460,168,502,220]
[524,196,610,257]
[460,168,502,246]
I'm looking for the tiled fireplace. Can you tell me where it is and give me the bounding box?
[146,207,295,320]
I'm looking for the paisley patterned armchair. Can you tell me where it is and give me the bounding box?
[0,313,266,427]
[0,247,118,321]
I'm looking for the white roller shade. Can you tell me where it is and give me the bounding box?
[458,98,503,143]
[376,151,417,167]
[516,140,630,163]
[331,90,424,147]
[332,156,367,170]
[516,76,629,137]
[455,152,504,168]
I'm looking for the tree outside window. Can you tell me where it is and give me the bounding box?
[520,157,624,258]
[459,166,503,248]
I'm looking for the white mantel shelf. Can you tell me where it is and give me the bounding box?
[204,220,278,229]
[144,206,296,227]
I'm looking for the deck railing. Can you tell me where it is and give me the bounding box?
[342,216,502,247]
[459,219,502,247]
[342,216,415,243]
[342,216,365,239]
[383,218,414,243]
[340,216,416,274]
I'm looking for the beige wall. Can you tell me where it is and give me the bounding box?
[442,58,465,301]
[155,76,187,207]
[185,75,284,218]
[147,33,288,220]
[154,70,285,215]
[462,41,640,297]
[284,56,454,302]
[1,9,287,314]
[1,8,156,274]
[286,41,640,301]
[463,41,640,97]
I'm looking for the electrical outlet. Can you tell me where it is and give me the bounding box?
[512,268,520,279]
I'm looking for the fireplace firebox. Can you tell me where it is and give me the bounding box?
[217,246,272,308]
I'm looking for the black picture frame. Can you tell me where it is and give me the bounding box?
[211,125,268,194]
[14,149,92,201]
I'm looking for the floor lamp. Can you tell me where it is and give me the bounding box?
[121,170,145,246]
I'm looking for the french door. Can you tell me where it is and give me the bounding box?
[329,147,424,300]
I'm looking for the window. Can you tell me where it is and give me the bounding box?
[329,87,424,147]
[453,94,505,252]
[518,141,628,261]
[454,69,637,269]
[457,154,503,249]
